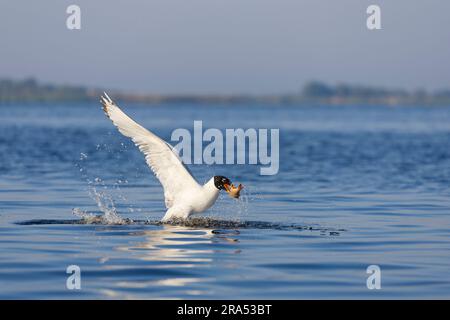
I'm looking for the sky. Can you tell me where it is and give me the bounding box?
[1,0,450,94]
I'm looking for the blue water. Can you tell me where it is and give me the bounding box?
[1,102,450,299]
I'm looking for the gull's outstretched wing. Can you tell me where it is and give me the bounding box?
[100,93,199,208]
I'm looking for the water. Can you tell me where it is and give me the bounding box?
[1,102,450,299]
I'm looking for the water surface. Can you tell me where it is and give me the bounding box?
[1,103,450,299]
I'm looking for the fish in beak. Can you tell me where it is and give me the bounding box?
[224,183,244,199]
[213,176,244,199]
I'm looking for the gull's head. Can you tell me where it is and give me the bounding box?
[214,176,231,191]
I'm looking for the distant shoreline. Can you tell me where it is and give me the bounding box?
[1,78,450,107]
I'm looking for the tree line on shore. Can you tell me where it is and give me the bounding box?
[1,78,450,106]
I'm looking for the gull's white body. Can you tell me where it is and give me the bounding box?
[100,93,219,222]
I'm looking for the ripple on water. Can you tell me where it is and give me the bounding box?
[15,216,346,236]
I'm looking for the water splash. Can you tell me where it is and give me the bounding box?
[86,184,128,224]
[71,207,131,225]
[235,186,251,216]
[72,207,95,219]
[74,148,143,224]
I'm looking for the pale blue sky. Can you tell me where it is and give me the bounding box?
[1,0,450,94]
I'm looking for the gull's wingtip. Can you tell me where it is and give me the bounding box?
[103,92,113,103]
[99,93,112,117]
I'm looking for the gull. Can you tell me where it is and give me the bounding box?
[100,93,236,222]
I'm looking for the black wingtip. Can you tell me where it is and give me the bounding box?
[100,95,111,118]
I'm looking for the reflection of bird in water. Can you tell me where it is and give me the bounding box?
[100,93,243,222]
[116,225,241,265]
[100,226,241,297]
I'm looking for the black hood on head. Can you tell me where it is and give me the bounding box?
[214,176,231,190]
